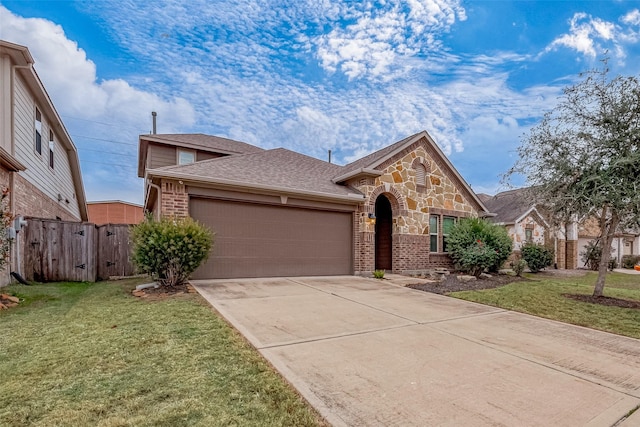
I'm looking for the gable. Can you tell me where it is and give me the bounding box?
[373,135,485,214]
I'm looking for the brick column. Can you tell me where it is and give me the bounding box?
[160,179,188,218]
[556,239,566,269]
[565,240,578,269]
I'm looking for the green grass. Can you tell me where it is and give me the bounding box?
[0,279,326,427]
[452,271,640,339]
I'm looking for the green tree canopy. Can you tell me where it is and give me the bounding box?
[507,62,640,296]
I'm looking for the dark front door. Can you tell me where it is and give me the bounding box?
[375,195,392,270]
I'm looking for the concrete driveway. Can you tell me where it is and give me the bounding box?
[192,276,640,426]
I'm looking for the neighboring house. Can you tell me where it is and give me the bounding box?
[138,131,489,279]
[577,216,640,268]
[87,200,144,225]
[0,40,87,284]
[481,188,578,269]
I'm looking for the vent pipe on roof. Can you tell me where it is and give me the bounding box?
[328,149,332,164]
[151,111,157,134]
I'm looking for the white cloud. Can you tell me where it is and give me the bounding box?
[0,5,196,203]
[545,11,640,61]
[312,0,466,80]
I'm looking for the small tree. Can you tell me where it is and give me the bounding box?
[506,62,640,296]
[447,218,513,277]
[580,239,616,271]
[520,242,553,273]
[131,216,214,287]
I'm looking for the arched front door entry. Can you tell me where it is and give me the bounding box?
[375,195,393,270]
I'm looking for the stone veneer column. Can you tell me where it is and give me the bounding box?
[160,179,189,218]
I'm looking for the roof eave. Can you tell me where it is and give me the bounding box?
[332,167,383,184]
[0,147,26,171]
[148,169,365,204]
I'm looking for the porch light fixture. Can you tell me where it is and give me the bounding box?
[367,213,376,225]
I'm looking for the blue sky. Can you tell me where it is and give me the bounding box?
[2,1,640,204]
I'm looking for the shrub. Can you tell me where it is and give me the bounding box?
[373,269,385,279]
[447,218,513,277]
[510,258,527,277]
[0,188,12,272]
[131,216,214,287]
[521,242,553,273]
[580,239,615,271]
[608,257,618,271]
[621,255,640,269]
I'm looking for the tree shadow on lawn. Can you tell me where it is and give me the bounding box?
[562,294,640,309]
[409,272,640,309]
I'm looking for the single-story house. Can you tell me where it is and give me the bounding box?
[138,131,490,279]
[87,200,144,225]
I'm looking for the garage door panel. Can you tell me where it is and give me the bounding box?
[190,198,353,279]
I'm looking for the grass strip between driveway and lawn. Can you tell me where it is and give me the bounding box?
[0,279,326,427]
[451,271,640,339]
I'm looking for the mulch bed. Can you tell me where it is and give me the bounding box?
[562,294,640,309]
[132,282,197,300]
[407,274,527,295]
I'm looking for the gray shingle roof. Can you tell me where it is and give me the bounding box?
[339,132,422,177]
[483,188,536,224]
[145,133,264,154]
[154,148,360,198]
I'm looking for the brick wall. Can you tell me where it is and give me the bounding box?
[160,179,189,218]
[427,253,454,269]
[393,234,430,271]
[14,174,77,221]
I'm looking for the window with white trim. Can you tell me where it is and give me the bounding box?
[35,108,42,155]
[430,215,439,252]
[177,149,195,165]
[49,130,55,169]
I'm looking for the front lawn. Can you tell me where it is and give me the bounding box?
[0,280,325,426]
[451,271,640,339]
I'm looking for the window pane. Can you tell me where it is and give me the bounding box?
[429,215,438,233]
[430,234,438,252]
[178,150,195,165]
[36,132,42,154]
[443,217,455,235]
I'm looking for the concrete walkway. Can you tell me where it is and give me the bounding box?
[192,276,640,427]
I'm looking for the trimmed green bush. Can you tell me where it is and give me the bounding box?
[131,216,214,287]
[621,255,640,269]
[521,242,554,273]
[447,218,513,277]
[510,258,527,277]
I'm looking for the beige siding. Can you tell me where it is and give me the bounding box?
[0,57,11,153]
[12,72,80,219]
[148,143,176,169]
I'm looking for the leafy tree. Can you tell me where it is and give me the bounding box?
[507,62,640,296]
[131,216,214,287]
[520,242,553,273]
[447,218,513,277]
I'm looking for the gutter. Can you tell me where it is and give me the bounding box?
[147,169,365,204]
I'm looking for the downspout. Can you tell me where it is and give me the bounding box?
[9,63,34,280]
[146,178,161,220]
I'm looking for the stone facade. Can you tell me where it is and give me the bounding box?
[350,138,479,274]
[507,213,546,250]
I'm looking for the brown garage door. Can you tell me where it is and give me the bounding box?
[190,197,353,279]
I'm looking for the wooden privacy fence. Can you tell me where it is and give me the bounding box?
[23,218,135,282]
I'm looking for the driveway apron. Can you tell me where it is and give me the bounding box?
[192,276,640,427]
